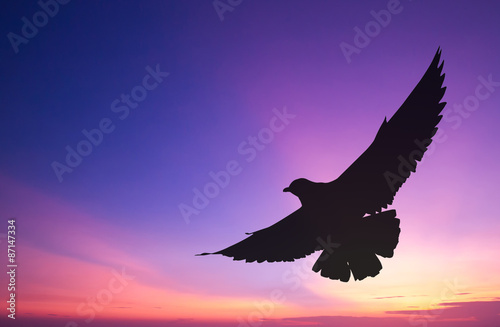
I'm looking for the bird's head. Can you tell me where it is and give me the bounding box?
[283,178,315,198]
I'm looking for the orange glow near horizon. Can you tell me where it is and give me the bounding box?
[2,166,499,325]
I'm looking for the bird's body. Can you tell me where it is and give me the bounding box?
[199,49,447,282]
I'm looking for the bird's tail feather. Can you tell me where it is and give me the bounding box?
[312,210,400,282]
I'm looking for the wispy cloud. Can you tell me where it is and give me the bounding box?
[386,300,500,324]
[373,295,405,300]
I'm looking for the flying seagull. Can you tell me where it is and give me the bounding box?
[198,48,447,282]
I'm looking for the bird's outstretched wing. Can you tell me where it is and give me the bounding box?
[335,48,446,215]
[197,208,323,262]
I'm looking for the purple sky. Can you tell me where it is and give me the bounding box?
[0,0,499,326]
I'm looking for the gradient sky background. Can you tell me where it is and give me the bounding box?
[1,1,500,326]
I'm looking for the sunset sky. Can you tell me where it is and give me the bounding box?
[1,1,500,326]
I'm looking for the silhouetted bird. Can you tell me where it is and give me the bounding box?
[198,49,447,282]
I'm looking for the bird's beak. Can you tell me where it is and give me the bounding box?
[283,187,290,192]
